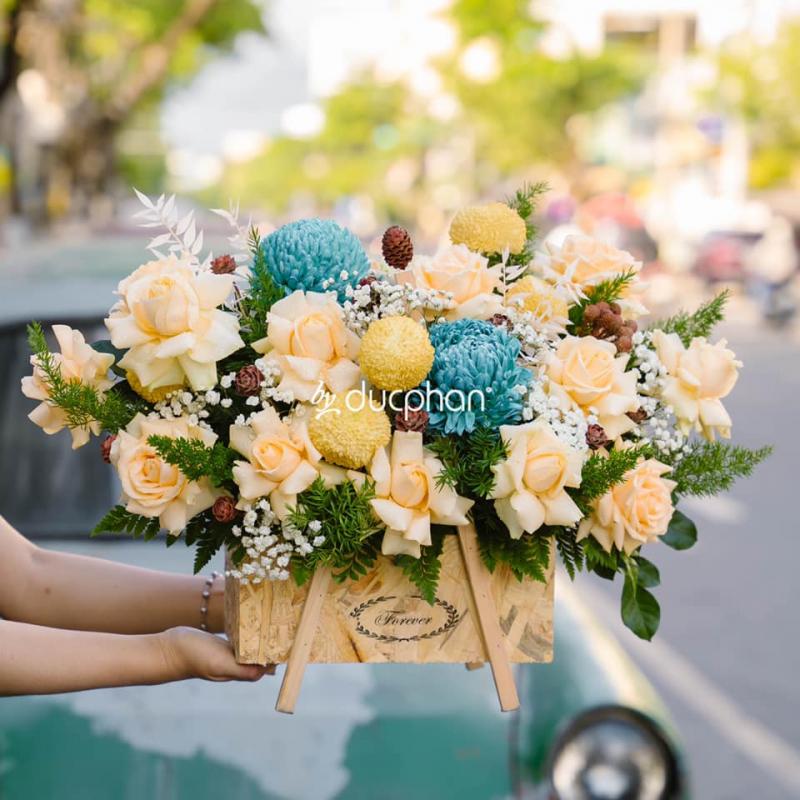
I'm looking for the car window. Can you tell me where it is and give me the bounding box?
[0,321,120,538]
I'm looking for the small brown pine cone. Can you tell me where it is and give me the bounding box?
[586,424,611,451]
[212,496,238,523]
[358,275,378,288]
[101,434,116,464]
[234,365,264,397]
[489,313,513,332]
[609,302,622,315]
[616,335,633,353]
[583,304,602,324]
[211,254,237,275]
[395,407,429,433]
[382,225,414,269]
[627,408,648,424]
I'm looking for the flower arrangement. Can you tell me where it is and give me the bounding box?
[22,186,770,641]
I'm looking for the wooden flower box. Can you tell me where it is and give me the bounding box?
[225,523,553,713]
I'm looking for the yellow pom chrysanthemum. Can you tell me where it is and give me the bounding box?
[449,203,527,255]
[359,316,434,391]
[308,392,391,469]
[126,371,184,404]
[505,275,569,324]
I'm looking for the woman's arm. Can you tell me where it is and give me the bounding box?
[0,620,265,696]
[0,516,223,634]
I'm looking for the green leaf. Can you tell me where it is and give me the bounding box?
[395,528,446,604]
[147,435,237,487]
[26,321,139,434]
[428,428,508,499]
[91,505,161,539]
[552,526,583,580]
[473,500,551,583]
[633,555,661,588]
[569,270,638,330]
[287,477,384,580]
[662,509,698,551]
[621,575,661,641]
[666,441,772,498]
[573,445,653,512]
[653,290,730,346]
[583,537,620,581]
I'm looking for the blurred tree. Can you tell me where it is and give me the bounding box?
[716,23,800,189]
[0,0,265,223]
[218,0,645,220]
[443,0,646,177]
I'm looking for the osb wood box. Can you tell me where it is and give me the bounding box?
[225,535,554,666]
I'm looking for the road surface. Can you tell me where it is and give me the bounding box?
[581,321,799,799]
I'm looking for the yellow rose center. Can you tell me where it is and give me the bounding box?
[523,445,567,496]
[616,472,672,538]
[130,275,199,337]
[391,462,431,512]
[128,448,186,505]
[562,344,614,405]
[251,434,303,481]
[290,312,337,362]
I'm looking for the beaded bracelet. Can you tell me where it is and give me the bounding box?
[200,571,222,631]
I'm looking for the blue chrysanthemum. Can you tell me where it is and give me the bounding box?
[424,319,530,435]
[262,218,369,301]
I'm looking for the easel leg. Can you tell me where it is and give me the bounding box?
[457,523,520,712]
[275,566,331,714]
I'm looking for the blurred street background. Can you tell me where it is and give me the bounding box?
[1,1,798,797]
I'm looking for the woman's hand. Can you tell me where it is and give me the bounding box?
[157,627,270,683]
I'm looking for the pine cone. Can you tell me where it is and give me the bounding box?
[382,225,413,269]
[489,313,513,332]
[212,496,238,523]
[234,365,264,397]
[627,408,648,424]
[586,424,611,451]
[395,407,429,433]
[583,301,637,353]
[211,254,237,275]
[101,434,116,464]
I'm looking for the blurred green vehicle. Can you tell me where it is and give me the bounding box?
[0,280,689,799]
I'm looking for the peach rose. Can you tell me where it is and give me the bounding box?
[110,413,220,533]
[398,244,503,319]
[21,325,115,449]
[577,459,676,554]
[229,406,321,518]
[252,291,361,402]
[105,255,243,392]
[547,336,640,438]
[533,235,647,315]
[490,419,585,538]
[651,331,741,440]
[369,431,473,558]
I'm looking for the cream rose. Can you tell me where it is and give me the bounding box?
[105,256,244,392]
[369,431,473,558]
[21,325,115,449]
[651,331,741,440]
[577,459,676,554]
[547,336,640,438]
[252,290,361,402]
[397,244,503,319]
[490,419,585,538]
[504,275,569,331]
[533,235,647,315]
[110,413,219,533]
[229,406,321,518]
